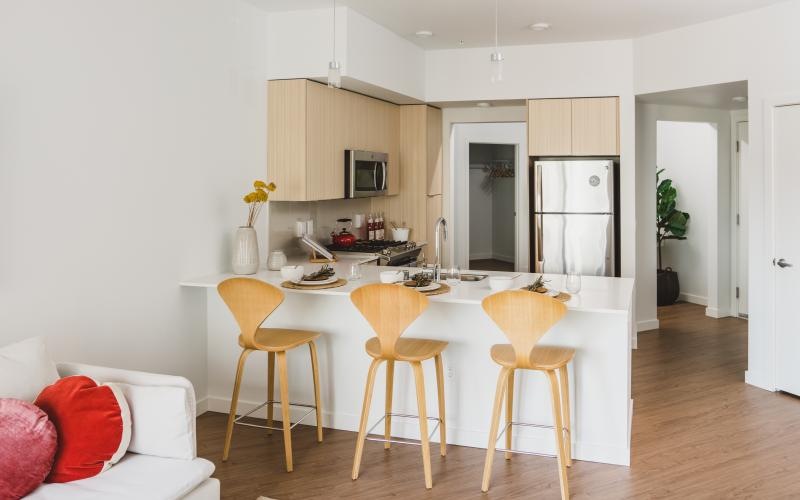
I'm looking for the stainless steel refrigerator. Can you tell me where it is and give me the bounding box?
[532,160,618,277]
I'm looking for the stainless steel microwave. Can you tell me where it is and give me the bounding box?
[345,150,388,198]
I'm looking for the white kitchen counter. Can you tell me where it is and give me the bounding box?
[182,261,634,466]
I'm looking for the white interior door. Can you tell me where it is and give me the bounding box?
[736,121,749,316]
[774,104,800,396]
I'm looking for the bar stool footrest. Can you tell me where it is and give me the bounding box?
[233,400,316,431]
[364,412,441,447]
[495,421,570,457]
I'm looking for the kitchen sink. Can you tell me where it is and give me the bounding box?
[459,273,488,282]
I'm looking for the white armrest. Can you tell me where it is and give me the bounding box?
[56,362,197,458]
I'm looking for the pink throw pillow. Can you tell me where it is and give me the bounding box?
[0,398,57,499]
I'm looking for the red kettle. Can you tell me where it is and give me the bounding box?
[331,219,356,247]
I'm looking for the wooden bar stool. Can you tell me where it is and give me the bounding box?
[350,283,448,490]
[480,290,574,499]
[217,277,323,472]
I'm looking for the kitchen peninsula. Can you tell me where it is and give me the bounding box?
[181,263,634,466]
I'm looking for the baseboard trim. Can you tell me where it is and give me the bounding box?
[637,319,659,332]
[196,397,208,416]
[679,292,707,306]
[705,307,729,319]
[204,395,630,466]
[745,370,775,392]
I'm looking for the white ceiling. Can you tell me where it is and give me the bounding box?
[637,81,749,110]
[250,0,787,49]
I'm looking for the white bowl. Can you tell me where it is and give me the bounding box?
[380,270,404,284]
[392,227,410,242]
[280,265,304,282]
[488,276,514,292]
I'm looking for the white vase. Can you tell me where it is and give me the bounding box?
[233,226,259,275]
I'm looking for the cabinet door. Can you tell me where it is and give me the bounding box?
[426,106,443,196]
[571,97,619,155]
[267,79,307,201]
[528,99,572,156]
[385,102,401,196]
[306,81,342,200]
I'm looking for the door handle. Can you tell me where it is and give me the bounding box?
[774,258,793,268]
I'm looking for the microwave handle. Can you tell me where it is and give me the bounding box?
[381,162,387,190]
[373,163,378,191]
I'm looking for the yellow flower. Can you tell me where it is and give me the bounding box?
[254,180,267,189]
[256,190,268,202]
[266,182,277,192]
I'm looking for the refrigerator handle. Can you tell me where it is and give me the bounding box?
[535,214,544,273]
[534,164,543,213]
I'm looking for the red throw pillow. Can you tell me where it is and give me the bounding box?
[34,376,131,483]
[0,399,57,498]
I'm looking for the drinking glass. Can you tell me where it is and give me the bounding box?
[349,262,362,280]
[565,270,582,294]
[446,266,461,286]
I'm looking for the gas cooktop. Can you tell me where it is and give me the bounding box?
[326,240,417,253]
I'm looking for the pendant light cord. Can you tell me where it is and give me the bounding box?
[332,0,336,61]
[494,0,498,50]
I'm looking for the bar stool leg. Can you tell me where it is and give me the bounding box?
[411,361,432,489]
[266,352,275,436]
[223,349,252,461]
[547,370,570,500]
[481,367,509,492]
[277,351,293,472]
[434,354,447,457]
[352,358,383,480]
[309,341,323,443]
[558,364,572,466]
[505,369,515,460]
[384,360,395,450]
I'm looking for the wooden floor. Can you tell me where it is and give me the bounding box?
[198,302,800,499]
[470,258,514,272]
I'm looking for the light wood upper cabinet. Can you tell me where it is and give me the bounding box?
[268,79,400,201]
[571,97,619,156]
[527,97,619,156]
[528,99,572,156]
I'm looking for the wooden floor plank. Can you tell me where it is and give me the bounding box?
[198,302,800,499]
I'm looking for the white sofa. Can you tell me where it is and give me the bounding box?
[24,362,220,500]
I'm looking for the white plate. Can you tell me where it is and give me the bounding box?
[296,276,337,286]
[403,282,441,292]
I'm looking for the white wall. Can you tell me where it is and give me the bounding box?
[0,0,269,395]
[633,0,800,390]
[657,121,718,305]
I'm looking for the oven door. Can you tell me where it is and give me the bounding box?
[346,150,388,198]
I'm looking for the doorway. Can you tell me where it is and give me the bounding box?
[468,143,515,271]
[451,122,528,272]
[731,114,749,318]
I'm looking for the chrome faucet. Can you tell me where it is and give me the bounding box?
[434,217,447,281]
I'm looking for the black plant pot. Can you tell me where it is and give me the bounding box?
[657,268,680,306]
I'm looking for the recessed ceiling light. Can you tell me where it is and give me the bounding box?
[529,22,551,31]
[415,30,434,38]
[476,102,491,108]
[732,96,747,103]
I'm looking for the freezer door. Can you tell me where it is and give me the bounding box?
[534,213,615,277]
[535,160,614,214]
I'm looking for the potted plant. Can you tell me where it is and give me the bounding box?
[656,169,690,306]
[233,180,276,275]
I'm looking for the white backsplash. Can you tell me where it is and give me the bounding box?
[268,198,373,256]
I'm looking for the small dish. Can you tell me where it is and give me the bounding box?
[403,282,441,292]
[488,276,514,292]
[280,265,304,282]
[296,276,338,286]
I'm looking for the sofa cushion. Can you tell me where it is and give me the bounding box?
[0,399,57,498]
[35,376,131,483]
[115,382,194,460]
[24,454,215,500]
[0,338,59,402]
